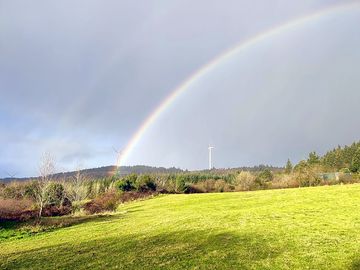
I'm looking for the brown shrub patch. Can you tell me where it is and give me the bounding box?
[83,190,121,214]
[119,191,156,203]
[42,205,72,217]
[0,198,37,221]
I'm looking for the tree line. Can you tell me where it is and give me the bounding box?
[284,141,360,174]
[1,141,360,222]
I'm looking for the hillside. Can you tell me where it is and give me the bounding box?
[0,165,283,183]
[2,185,360,269]
[0,165,184,182]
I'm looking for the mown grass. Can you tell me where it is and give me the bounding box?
[2,184,360,269]
[0,214,115,242]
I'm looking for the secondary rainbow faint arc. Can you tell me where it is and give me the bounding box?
[117,2,360,168]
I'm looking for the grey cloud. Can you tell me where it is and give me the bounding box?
[0,0,356,177]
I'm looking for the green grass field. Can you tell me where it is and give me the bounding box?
[2,184,360,269]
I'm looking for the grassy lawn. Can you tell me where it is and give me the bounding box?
[2,184,360,269]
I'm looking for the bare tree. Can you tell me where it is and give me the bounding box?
[64,166,88,203]
[34,152,56,218]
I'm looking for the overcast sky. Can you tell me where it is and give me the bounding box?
[1,0,360,177]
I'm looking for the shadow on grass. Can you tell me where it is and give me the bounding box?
[0,214,124,242]
[350,258,360,270]
[36,213,124,227]
[120,204,145,214]
[1,229,285,270]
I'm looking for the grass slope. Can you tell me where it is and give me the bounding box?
[2,185,360,269]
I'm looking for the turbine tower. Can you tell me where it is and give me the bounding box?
[208,145,214,170]
[112,147,123,176]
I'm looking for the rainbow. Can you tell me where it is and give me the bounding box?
[116,1,360,169]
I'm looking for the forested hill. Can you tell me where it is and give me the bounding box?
[0,165,184,182]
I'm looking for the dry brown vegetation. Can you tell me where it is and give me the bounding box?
[0,198,36,221]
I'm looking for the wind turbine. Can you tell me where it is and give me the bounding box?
[208,145,214,170]
[5,171,17,179]
[112,147,123,175]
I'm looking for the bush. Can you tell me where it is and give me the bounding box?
[214,180,228,192]
[23,181,38,200]
[271,174,299,189]
[119,191,156,203]
[83,190,120,214]
[42,205,72,217]
[235,171,256,191]
[115,176,136,192]
[175,176,186,193]
[0,198,37,221]
[255,169,273,188]
[182,184,202,194]
[187,179,234,193]
[41,196,72,217]
[204,179,216,192]
[46,182,65,206]
[135,175,156,192]
[0,182,27,199]
[295,165,321,187]
[338,172,354,184]
[340,168,351,174]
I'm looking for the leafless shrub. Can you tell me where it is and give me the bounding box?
[235,171,256,191]
[271,174,299,189]
[64,167,89,203]
[190,179,233,193]
[34,152,56,218]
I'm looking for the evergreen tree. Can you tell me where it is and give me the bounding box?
[350,147,360,173]
[285,159,293,174]
[307,151,320,165]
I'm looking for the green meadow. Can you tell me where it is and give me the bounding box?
[2,184,360,269]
